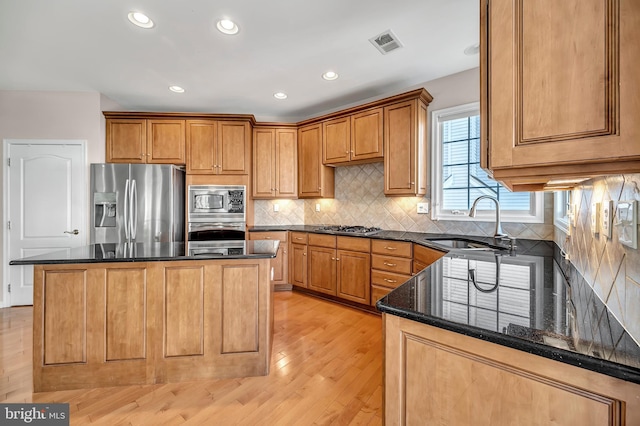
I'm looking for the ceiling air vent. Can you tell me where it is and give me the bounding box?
[369,29,403,55]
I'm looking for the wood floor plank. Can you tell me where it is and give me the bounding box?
[0,291,383,425]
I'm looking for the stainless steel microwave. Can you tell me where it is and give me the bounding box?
[187,185,246,223]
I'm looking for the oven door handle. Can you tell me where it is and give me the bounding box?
[188,222,245,231]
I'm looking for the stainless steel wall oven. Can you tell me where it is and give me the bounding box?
[187,184,246,241]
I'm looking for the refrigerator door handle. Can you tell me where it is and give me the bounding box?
[124,178,130,240]
[131,179,138,240]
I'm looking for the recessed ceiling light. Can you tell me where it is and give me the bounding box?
[128,12,154,29]
[273,92,288,100]
[216,19,239,35]
[169,86,185,93]
[464,43,480,56]
[322,71,339,81]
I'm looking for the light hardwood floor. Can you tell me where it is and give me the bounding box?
[1,291,383,425]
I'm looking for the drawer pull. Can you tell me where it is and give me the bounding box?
[264,237,271,239]
[295,237,304,240]
[384,262,397,267]
[384,278,397,283]
[384,246,397,250]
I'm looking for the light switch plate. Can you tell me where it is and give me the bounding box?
[417,203,429,214]
[602,200,613,239]
[591,203,600,235]
[616,200,638,249]
[315,203,321,212]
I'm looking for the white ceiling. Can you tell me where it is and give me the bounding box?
[0,0,479,122]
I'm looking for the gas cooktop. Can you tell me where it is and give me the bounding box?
[316,225,382,236]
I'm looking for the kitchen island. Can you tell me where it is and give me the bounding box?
[10,240,279,392]
[377,243,640,425]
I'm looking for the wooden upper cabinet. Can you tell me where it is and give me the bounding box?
[186,120,217,173]
[217,121,250,175]
[252,127,297,199]
[482,0,640,190]
[298,123,335,198]
[323,116,351,164]
[106,119,147,163]
[322,108,383,166]
[186,120,250,175]
[106,119,185,164]
[384,100,428,196]
[351,107,383,162]
[147,120,186,164]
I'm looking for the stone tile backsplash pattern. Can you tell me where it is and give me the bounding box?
[301,163,554,239]
[254,163,555,239]
[555,174,640,345]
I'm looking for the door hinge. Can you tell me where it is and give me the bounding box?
[7,284,10,293]
[6,221,10,230]
[7,158,10,167]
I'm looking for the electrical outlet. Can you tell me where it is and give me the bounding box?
[273,203,279,212]
[315,203,321,212]
[601,200,613,238]
[591,202,600,235]
[616,200,638,249]
[417,203,429,214]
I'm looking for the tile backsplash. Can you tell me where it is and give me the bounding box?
[255,163,554,239]
[555,174,640,345]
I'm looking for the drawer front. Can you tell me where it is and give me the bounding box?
[290,232,308,244]
[413,244,445,265]
[371,239,412,258]
[337,236,371,252]
[371,269,411,289]
[371,254,412,275]
[250,231,288,242]
[371,285,392,306]
[308,233,337,248]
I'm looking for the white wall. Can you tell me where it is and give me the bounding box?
[0,90,110,305]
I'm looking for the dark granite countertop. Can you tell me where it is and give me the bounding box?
[250,225,640,384]
[9,240,279,265]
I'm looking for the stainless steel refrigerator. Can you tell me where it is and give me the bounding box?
[90,163,185,244]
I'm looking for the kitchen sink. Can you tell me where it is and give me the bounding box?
[424,237,508,251]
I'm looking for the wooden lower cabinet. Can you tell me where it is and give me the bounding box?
[306,235,371,304]
[32,259,273,391]
[383,314,640,425]
[249,231,289,290]
[289,232,308,288]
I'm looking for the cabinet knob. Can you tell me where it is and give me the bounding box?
[336,258,340,261]
[331,257,336,260]
[410,182,415,185]
[303,252,307,256]
[345,151,349,154]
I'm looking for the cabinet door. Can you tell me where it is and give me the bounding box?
[147,120,186,164]
[272,244,288,285]
[217,121,250,175]
[106,119,147,163]
[307,246,336,295]
[275,129,298,198]
[186,120,217,174]
[351,107,383,162]
[253,129,276,198]
[290,242,307,288]
[323,116,351,164]
[482,0,640,185]
[298,124,335,198]
[384,100,428,196]
[337,249,371,304]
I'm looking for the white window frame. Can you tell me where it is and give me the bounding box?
[430,102,544,223]
[553,191,571,234]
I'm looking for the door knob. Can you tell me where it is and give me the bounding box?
[64,229,79,235]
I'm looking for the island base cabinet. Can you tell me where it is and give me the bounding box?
[32,259,273,392]
[383,314,640,426]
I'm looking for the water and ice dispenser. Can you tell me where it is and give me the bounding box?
[94,192,117,228]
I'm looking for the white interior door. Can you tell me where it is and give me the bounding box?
[7,140,87,306]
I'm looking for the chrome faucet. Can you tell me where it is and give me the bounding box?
[469,195,508,239]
